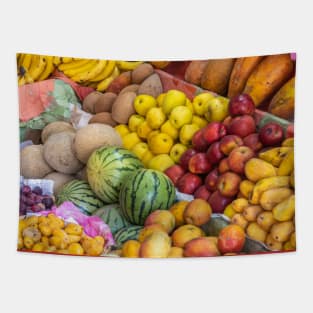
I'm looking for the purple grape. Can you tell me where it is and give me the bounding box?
[42,197,54,209]
[22,185,31,195]
[34,195,43,204]
[31,203,45,213]
[26,198,34,206]
[21,195,28,204]
[32,186,43,195]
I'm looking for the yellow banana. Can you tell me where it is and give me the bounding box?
[282,137,294,147]
[24,55,39,83]
[37,56,55,81]
[85,81,98,88]
[28,55,46,81]
[90,60,116,82]
[277,149,294,176]
[65,60,97,80]
[19,54,32,77]
[19,71,34,86]
[96,66,120,92]
[116,60,143,71]
[53,56,61,66]
[75,60,108,82]
[250,176,290,204]
[272,195,295,222]
[58,59,91,72]
[258,147,292,167]
[61,57,73,63]
[17,54,25,75]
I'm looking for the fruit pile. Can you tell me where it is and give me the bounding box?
[20,184,55,215]
[18,214,106,256]
[120,198,247,258]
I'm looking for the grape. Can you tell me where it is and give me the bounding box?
[34,195,43,204]
[26,198,34,206]
[42,197,54,209]
[22,185,31,195]
[31,203,45,213]
[32,186,43,195]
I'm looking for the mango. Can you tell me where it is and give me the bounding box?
[223,204,236,219]
[257,211,276,232]
[246,222,267,242]
[232,198,249,213]
[138,224,167,243]
[239,180,255,199]
[144,210,176,234]
[183,237,220,257]
[244,158,277,182]
[183,199,212,226]
[290,232,296,248]
[171,224,205,248]
[270,221,294,243]
[265,234,283,251]
[242,205,263,222]
[167,247,184,258]
[272,195,295,222]
[277,150,294,176]
[169,201,189,227]
[121,240,141,258]
[139,232,172,258]
[259,187,293,211]
[283,241,295,251]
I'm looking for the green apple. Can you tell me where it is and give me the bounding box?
[169,106,193,129]
[192,92,215,116]
[128,114,145,132]
[179,123,200,146]
[162,90,187,116]
[170,143,188,163]
[204,96,229,122]
[134,94,157,116]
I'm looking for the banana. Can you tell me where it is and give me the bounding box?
[37,56,55,81]
[277,149,294,176]
[19,71,34,86]
[75,60,108,82]
[250,176,290,205]
[116,61,143,71]
[24,55,39,83]
[65,60,97,80]
[96,66,120,92]
[61,57,73,63]
[282,137,294,147]
[258,147,292,167]
[90,60,116,82]
[27,55,46,82]
[19,54,32,77]
[53,56,61,66]
[58,59,91,72]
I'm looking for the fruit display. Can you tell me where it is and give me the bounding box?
[17,52,296,258]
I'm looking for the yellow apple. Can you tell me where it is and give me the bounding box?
[160,120,179,140]
[192,115,208,129]
[122,132,142,150]
[114,124,130,138]
[146,107,166,129]
[134,94,157,116]
[128,114,145,132]
[148,154,175,172]
[192,92,215,116]
[204,96,229,122]
[137,121,153,140]
[156,93,166,107]
[169,106,193,129]
[131,142,149,160]
[141,150,155,167]
[149,133,174,155]
[169,143,188,163]
[162,90,187,116]
[185,98,194,114]
[147,130,160,147]
[179,123,200,146]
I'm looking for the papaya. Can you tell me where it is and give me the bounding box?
[200,58,235,95]
[227,56,264,98]
[243,54,294,106]
[268,77,295,121]
[184,60,209,85]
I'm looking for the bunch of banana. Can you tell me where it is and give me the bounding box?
[17,53,59,86]
[224,137,295,252]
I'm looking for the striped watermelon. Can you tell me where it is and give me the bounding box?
[114,225,143,248]
[56,179,104,215]
[92,204,130,235]
[87,147,143,203]
[119,168,176,225]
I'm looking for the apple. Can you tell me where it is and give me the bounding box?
[223,116,233,131]
[228,146,254,174]
[194,185,211,201]
[217,172,242,197]
[208,190,234,214]
[229,94,255,117]
[179,148,198,170]
[176,172,202,195]
[204,168,220,191]
[259,122,285,146]
[218,157,231,174]
[217,224,246,254]
[169,106,193,129]
[228,115,256,138]
[204,96,229,123]
[164,164,186,186]
[219,135,244,155]
[202,122,227,144]
[162,90,187,115]
[206,141,224,165]
[179,123,200,146]
[134,94,157,116]
[192,92,214,116]
[243,133,263,152]
[192,129,209,152]
[188,153,212,174]
[169,143,188,163]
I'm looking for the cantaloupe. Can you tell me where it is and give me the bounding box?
[41,121,75,143]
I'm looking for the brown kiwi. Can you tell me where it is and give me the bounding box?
[89,112,117,127]
[94,92,117,113]
[111,91,136,124]
[82,91,103,114]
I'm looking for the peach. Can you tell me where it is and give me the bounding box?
[171,224,205,248]
[121,240,141,258]
[167,246,184,258]
[138,224,167,243]
[139,232,172,258]
[144,210,176,234]
[217,224,246,254]
[183,237,220,257]
[169,201,189,228]
[183,198,212,226]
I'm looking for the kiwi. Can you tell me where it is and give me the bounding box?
[43,132,84,174]
[89,112,117,127]
[111,91,136,124]
[120,84,140,95]
[20,144,54,179]
[137,73,163,98]
[44,172,75,196]
[131,63,154,84]
[41,121,75,143]
[82,91,103,114]
[73,123,122,164]
[94,92,117,113]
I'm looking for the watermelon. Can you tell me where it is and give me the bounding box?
[119,168,176,225]
[56,179,104,215]
[87,146,143,203]
[114,225,143,248]
[92,204,130,235]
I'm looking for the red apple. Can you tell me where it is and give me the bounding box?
[223,116,233,131]
[188,153,212,174]
[208,190,234,214]
[192,129,210,152]
[228,146,254,174]
[164,164,186,186]
[219,135,244,155]
[229,94,255,117]
[194,185,211,201]
[176,173,202,195]
[206,142,224,165]
[202,122,227,144]
[179,148,197,170]
[218,158,231,174]
[204,168,220,191]
[228,115,256,138]
[243,133,263,152]
[259,122,285,146]
[217,224,246,254]
[217,171,242,197]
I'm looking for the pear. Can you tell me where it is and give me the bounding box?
[259,187,293,211]
[270,221,294,242]
[246,222,267,242]
[272,195,295,222]
[265,234,283,251]
[242,205,263,222]
[231,213,249,230]
[257,211,276,231]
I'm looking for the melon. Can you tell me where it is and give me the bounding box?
[86,146,143,203]
[119,168,176,226]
